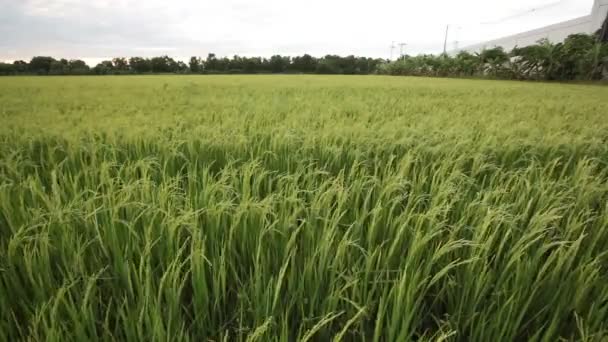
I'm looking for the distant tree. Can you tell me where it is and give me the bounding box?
[0,63,16,75]
[479,47,509,77]
[205,53,218,72]
[49,60,68,75]
[112,58,129,73]
[29,56,56,74]
[166,57,181,72]
[175,61,189,73]
[269,55,289,73]
[150,55,177,73]
[511,39,555,80]
[219,57,231,72]
[4,39,605,79]
[315,55,343,74]
[243,56,263,73]
[129,57,151,73]
[93,60,114,75]
[291,54,317,73]
[355,57,374,74]
[453,51,479,77]
[314,62,334,74]
[68,59,90,74]
[571,38,608,80]
[429,54,455,77]
[203,53,232,73]
[189,56,201,73]
[228,55,244,72]
[150,56,165,72]
[556,34,604,80]
[12,60,28,73]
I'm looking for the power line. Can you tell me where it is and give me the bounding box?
[480,0,565,25]
[446,1,575,51]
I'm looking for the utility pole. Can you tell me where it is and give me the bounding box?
[390,41,396,60]
[398,43,407,58]
[443,24,449,54]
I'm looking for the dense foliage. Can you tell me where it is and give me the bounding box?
[2,34,607,80]
[0,54,385,76]
[1,76,608,341]
[0,57,91,76]
[380,34,608,81]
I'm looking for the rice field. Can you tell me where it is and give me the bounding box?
[1,75,607,341]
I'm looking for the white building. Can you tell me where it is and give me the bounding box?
[457,0,608,53]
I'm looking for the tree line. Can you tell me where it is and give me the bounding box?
[0,54,385,76]
[1,33,606,80]
[380,33,608,81]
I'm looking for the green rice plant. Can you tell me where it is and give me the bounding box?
[0,75,607,341]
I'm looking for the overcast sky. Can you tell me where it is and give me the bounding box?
[0,0,594,65]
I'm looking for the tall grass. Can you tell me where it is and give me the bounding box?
[1,75,607,341]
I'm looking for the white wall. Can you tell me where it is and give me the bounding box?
[456,0,608,53]
[592,0,608,30]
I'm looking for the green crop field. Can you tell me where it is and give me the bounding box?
[1,75,607,341]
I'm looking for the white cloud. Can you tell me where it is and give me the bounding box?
[0,0,595,63]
